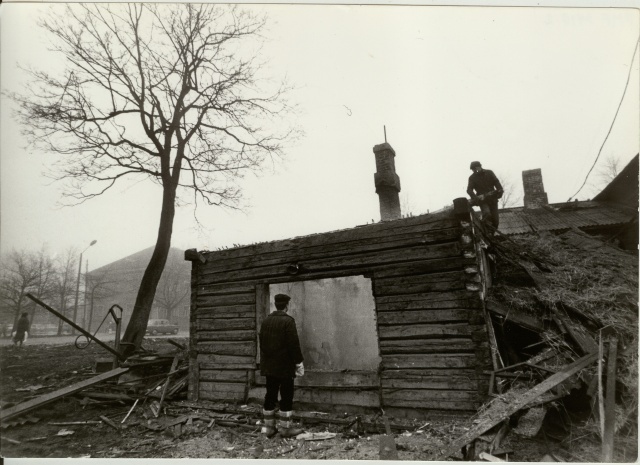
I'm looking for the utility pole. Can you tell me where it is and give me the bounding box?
[72,240,96,334]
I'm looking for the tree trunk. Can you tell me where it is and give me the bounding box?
[120,183,177,357]
[57,296,66,336]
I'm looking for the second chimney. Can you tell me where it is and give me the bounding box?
[522,168,549,209]
[373,143,402,221]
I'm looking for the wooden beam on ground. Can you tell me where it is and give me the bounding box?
[0,367,129,424]
[428,352,598,461]
[602,337,618,462]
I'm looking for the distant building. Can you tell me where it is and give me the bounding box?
[87,247,190,333]
[499,154,638,250]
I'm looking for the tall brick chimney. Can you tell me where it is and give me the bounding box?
[522,168,549,209]
[373,143,401,221]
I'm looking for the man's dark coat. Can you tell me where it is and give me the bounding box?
[259,311,304,378]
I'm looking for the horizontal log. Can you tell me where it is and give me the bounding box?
[373,273,466,295]
[376,289,479,304]
[196,282,257,296]
[197,354,256,367]
[197,341,256,356]
[254,371,379,388]
[200,370,248,383]
[294,388,380,408]
[196,330,256,342]
[195,305,255,319]
[198,242,462,285]
[199,362,257,370]
[372,257,476,279]
[379,338,477,354]
[376,298,482,312]
[381,354,478,369]
[382,388,478,402]
[381,368,478,378]
[199,213,458,262]
[197,318,255,331]
[196,293,255,307]
[377,309,472,325]
[200,381,246,394]
[199,390,245,402]
[379,323,472,339]
[200,227,462,277]
[383,398,479,411]
[381,374,478,391]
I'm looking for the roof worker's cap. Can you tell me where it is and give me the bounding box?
[470,161,482,170]
[274,294,291,305]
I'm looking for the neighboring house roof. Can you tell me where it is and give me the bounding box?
[498,201,635,236]
[593,154,639,210]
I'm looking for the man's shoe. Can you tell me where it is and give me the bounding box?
[278,410,303,438]
[261,409,278,437]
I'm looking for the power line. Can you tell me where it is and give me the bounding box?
[568,35,640,202]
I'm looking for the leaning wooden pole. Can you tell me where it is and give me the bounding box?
[428,352,598,461]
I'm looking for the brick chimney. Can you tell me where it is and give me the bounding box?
[373,143,401,221]
[522,168,549,209]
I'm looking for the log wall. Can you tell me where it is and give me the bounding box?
[187,209,492,417]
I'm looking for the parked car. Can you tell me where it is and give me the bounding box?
[145,319,179,336]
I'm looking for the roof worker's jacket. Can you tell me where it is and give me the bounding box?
[259,311,304,378]
[467,169,504,201]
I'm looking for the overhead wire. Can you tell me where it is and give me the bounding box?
[568,35,640,201]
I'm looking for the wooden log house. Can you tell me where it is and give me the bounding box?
[185,195,493,418]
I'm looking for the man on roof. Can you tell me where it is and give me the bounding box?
[466,161,504,232]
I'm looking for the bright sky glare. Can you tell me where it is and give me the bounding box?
[1,3,638,270]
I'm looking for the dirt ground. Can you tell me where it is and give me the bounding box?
[0,338,636,461]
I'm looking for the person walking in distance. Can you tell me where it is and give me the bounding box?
[259,293,305,438]
[12,312,30,348]
[466,161,504,233]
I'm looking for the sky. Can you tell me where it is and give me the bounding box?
[1,2,638,271]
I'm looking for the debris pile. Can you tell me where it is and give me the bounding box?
[429,222,638,461]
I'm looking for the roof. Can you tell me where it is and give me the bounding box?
[593,154,639,210]
[498,200,635,236]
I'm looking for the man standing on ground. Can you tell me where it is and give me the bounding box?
[259,293,305,437]
[466,161,504,232]
[12,312,30,348]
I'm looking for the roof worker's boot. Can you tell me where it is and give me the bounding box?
[278,410,303,438]
[261,409,278,438]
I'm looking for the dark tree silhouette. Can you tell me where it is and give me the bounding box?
[9,4,297,356]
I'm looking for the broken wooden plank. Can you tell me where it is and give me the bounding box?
[602,337,618,462]
[156,355,181,417]
[196,341,256,356]
[486,301,544,332]
[99,415,121,431]
[0,367,129,424]
[551,307,598,355]
[479,452,505,462]
[428,352,598,461]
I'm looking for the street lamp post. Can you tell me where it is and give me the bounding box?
[71,240,96,334]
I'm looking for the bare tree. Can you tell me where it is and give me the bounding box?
[0,249,53,332]
[26,247,57,328]
[52,247,78,335]
[85,269,115,333]
[597,155,621,186]
[496,173,522,209]
[9,4,297,356]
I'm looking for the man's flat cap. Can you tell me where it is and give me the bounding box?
[274,294,291,305]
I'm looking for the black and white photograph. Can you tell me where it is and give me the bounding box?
[0,1,638,462]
